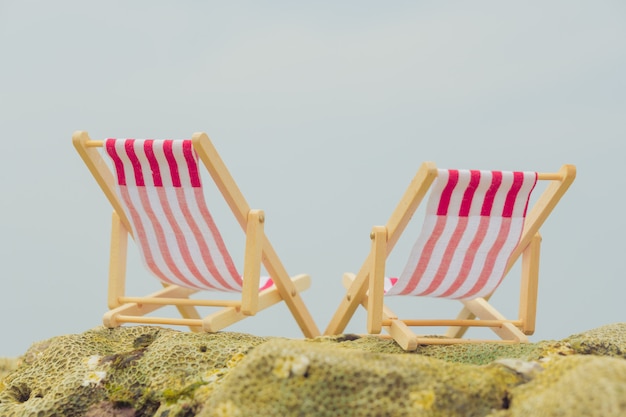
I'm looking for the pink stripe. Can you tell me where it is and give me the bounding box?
[183,141,202,188]
[144,140,163,187]
[419,217,469,296]
[259,277,275,291]
[523,173,537,217]
[118,186,174,285]
[156,188,233,290]
[437,216,491,298]
[163,140,181,188]
[456,218,513,299]
[193,188,242,286]
[105,140,127,186]
[135,187,198,288]
[175,188,241,290]
[437,170,459,216]
[125,140,145,187]
[459,170,481,216]
[399,216,448,294]
[104,138,243,292]
[480,171,502,216]
[502,172,524,218]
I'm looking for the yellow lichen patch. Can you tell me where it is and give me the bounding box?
[202,368,228,384]
[226,352,246,368]
[211,400,242,417]
[410,389,436,410]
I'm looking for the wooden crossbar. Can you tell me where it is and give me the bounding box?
[86,137,566,181]
[119,297,241,308]
[115,315,204,327]
[537,172,563,180]
[381,319,523,328]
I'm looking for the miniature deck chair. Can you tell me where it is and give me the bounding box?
[325,162,575,350]
[72,131,320,338]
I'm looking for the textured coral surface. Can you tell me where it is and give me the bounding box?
[1,323,625,417]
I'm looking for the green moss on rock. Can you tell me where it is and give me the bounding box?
[312,334,574,365]
[565,322,626,358]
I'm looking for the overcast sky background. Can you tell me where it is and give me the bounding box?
[1,1,625,357]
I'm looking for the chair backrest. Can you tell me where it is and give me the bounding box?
[104,138,244,292]
[386,168,537,299]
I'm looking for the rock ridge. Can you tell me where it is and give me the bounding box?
[0,323,624,416]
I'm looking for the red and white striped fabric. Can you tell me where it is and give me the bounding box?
[104,139,274,292]
[385,169,537,300]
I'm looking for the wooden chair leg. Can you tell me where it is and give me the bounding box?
[388,320,419,351]
[520,233,541,335]
[108,211,128,309]
[261,242,320,338]
[241,209,264,316]
[367,226,387,334]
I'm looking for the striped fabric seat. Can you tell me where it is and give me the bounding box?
[104,139,273,293]
[385,169,537,300]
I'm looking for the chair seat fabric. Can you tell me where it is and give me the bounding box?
[105,139,259,293]
[385,169,537,300]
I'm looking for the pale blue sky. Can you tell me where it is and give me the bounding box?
[1,1,625,357]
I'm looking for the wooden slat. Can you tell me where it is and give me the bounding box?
[519,233,541,335]
[367,226,387,334]
[118,297,241,307]
[382,319,523,328]
[241,209,264,316]
[115,315,203,327]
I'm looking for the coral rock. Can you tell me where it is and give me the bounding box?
[1,323,625,416]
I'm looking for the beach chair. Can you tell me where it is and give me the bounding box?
[325,162,575,350]
[73,131,320,338]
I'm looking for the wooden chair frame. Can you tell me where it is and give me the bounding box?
[324,161,575,350]
[73,131,320,338]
